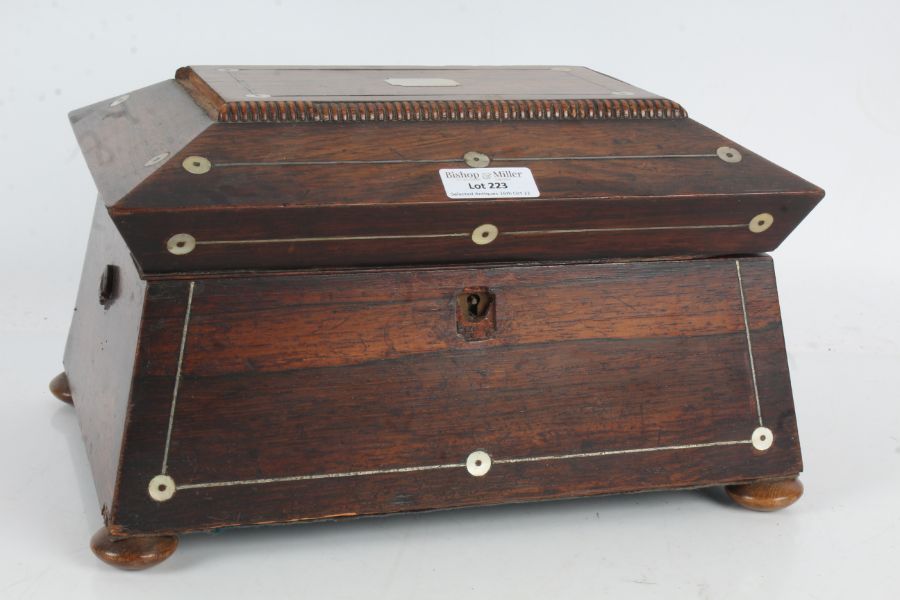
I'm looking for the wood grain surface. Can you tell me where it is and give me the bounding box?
[109,118,821,273]
[726,477,804,511]
[90,527,178,570]
[105,256,801,535]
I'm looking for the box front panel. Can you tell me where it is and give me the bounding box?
[114,257,800,534]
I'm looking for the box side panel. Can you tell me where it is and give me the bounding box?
[112,256,800,534]
[62,200,147,519]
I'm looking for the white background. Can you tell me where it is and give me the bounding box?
[1,1,898,598]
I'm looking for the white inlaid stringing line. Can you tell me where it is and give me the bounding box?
[212,153,718,168]
[195,232,470,246]
[174,439,752,491]
[497,153,716,162]
[193,223,746,247]
[161,281,195,475]
[493,439,752,465]
[736,260,763,427]
[504,224,745,237]
[225,68,254,94]
[215,158,465,167]
[177,462,466,490]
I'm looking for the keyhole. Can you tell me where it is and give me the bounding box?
[464,292,493,320]
[456,288,496,340]
[467,294,481,318]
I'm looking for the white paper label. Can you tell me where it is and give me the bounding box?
[439,167,540,199]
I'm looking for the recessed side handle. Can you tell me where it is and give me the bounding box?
[98,265,119,308]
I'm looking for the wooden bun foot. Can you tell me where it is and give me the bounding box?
[725,477,803,511]
[49,372,73,405]
[90,527,178,570]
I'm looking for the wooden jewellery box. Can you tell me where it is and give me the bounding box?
[53,66,823,569]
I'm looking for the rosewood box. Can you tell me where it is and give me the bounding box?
[54,66,823,569]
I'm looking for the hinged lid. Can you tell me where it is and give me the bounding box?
[69,66,823,274]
